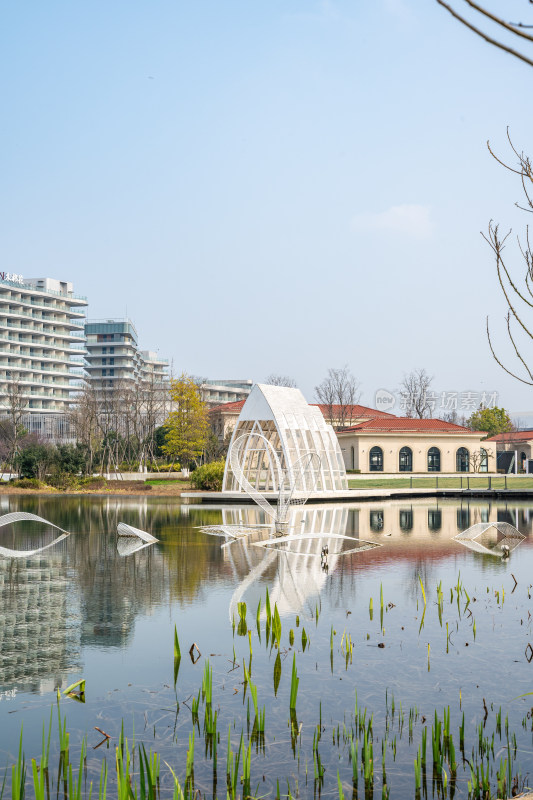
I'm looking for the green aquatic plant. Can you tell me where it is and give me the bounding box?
[418,574,427,606]
[290,653,299,710]
[174,624,181,659]
[272,603,282,647]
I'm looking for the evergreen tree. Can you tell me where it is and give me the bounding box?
[468,406,513,439]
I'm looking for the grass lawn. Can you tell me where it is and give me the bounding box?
[348,476,533,490]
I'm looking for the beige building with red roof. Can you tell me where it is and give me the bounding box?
[210,400,394,443]
[336,417,495,474]
[485,430,533,472]
[210,393,494,474]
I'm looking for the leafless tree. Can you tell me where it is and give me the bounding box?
[484,132,533,385]
[399,369,434,418]
[69,382,100,473]
[439,409,469,427]
[265,374,297,388]
[0,373,29,471]
[314,366,361,429]
[468,448,494,473]
[436,1,533,68]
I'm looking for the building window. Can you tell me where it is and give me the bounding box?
[399,446,412,472]
[428,447,441,472]
[399,509,413,532]
[369,446,383,472]
[521,451,527,471]
[457,508,470,529]
[370,510,384,532]
[456,447,469,472]
[480,448,489,473]
[428,509,442,531]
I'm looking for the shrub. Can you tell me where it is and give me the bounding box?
[55,443,87,476]
[79,476,108,490]
[47,474,81,490]
[190,461,225,491]
[11,478,44,489]
[15,442,56,480]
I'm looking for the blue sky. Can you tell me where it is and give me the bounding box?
[2,1,533,416]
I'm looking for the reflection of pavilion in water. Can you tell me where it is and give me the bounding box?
[221,499,533,619]
[0,537,82,693]
[222,505,361,619]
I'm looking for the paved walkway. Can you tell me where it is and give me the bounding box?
[182,486,533,504]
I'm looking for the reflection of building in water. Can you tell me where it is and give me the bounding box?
[70,532,168,648]
[0,541,82,693]
[358,499,500,540]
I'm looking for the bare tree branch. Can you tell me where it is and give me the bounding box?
[435,0,533,67]
[399,369,434,418]
[315,366,361,430]
[460,0,533,42]
[265,374,297,388]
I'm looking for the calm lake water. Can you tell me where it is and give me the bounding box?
[0,494,532,799]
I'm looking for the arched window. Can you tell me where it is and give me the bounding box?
[428,509,442,532]
[399,508,413,532]
[456,447,469,472]
[428,447,441,472]
[457,508,470,530]
[480,448,489,473]
[370,510,384,532]
[369,446,383,472]
[399,446,412,472]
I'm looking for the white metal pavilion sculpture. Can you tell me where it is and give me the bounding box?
[0,512,70,558]
[116,523,158,557]
[228,432,321,526]
[223,384,347,495]
[453,521,525,557]
[117,522,159,543]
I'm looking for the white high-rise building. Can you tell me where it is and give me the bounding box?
[84,319,169,391]
[0,274,87,439]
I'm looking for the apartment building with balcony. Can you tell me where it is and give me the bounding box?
[199,378,253,408]
[84,319,169,393]
[0,274,87,439]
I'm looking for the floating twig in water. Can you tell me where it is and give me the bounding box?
[189,643,201,663]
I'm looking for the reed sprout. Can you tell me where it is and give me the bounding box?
[419,574,427,606]
[289,653,299,710]
[272,603,282,647]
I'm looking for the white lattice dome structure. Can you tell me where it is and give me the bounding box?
[222,384,347,493]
